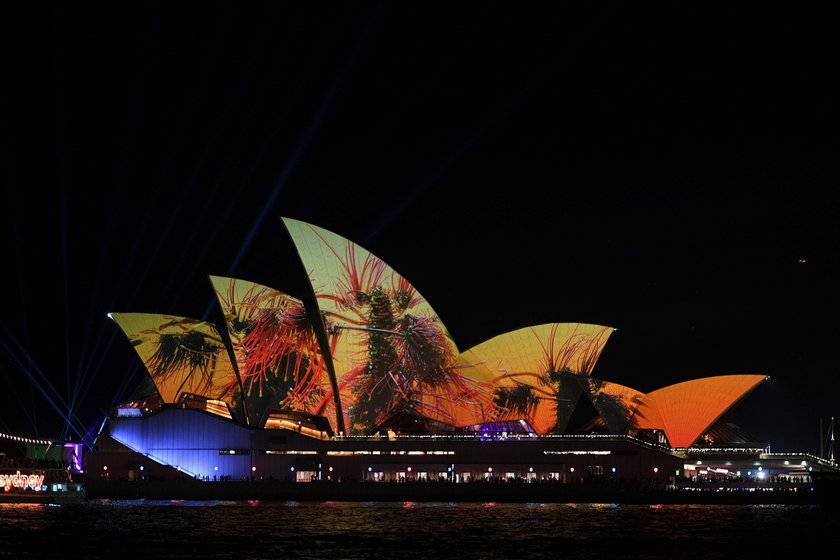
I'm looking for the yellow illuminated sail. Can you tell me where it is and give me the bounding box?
[459,323,614,434]
[109,313,238,405]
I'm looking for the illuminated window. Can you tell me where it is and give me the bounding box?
[264,450,317,455]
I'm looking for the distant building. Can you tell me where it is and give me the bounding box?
[1,431,84,495]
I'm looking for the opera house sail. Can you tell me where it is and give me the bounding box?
[282,217,503,435]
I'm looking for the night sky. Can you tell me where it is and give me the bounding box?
[1,3,837,453]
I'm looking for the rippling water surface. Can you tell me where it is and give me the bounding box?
[2,501,838,559]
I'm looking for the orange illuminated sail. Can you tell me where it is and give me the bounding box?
[578,379,647,435]
[632,374,768,447]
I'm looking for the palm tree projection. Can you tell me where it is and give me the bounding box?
[147,329,223,397]
[493,383,540,418]
[117,314,238,403]
[300,224,497,434]
[471,324,613,433]
[578,378,640,434]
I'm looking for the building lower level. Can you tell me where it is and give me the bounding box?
[86,407,836,495]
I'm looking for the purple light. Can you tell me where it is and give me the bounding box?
[63,442,84,473]
[461,420,538,441]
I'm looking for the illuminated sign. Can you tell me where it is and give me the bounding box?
[0,471,45,492]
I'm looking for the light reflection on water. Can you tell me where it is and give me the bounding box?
[1,501,838,559]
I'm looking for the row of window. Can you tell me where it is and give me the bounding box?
[326,450,455,456]
[222,449,624,457]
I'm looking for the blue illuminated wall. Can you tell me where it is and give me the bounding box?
[108,409,253,479]
[105,409,321,480]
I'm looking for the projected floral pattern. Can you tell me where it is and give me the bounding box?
[211,276,328,426]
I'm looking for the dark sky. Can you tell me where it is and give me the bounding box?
[1,3,837,453]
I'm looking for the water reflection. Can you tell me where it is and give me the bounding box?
[0,502,835,559]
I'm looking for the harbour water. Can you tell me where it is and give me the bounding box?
[1,500,838,559]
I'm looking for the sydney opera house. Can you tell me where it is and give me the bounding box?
[88,218,825,492]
